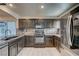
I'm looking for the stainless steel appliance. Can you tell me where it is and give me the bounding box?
[35,24,45,47]
[35,29,44,36]
[70,14,79,49]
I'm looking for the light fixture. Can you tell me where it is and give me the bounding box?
[41,5,44,9]
[8,3,13,7]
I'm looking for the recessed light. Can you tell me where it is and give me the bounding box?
[41,5,44,9]
[8,4,13,7]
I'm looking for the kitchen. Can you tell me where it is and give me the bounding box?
[0,3,79,56]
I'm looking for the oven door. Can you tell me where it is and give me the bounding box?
[35,29,44,36]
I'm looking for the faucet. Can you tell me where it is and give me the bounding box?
[5,29,11,38]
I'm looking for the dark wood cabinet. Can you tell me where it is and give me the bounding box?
[8,36,25,56]
[0,44,8,56]
[18,39,23,53]
[18,19,26,30]
[0,48,1,56]
[45,37,54,47]
[0,36,25,56]
[53,36,61,52]
[8,41,17,56]
[24,36,34,47]
[45,36,61,52]
[0,35,61,56]
[18,36,25,53]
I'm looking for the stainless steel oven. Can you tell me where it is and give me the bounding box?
[35,29,44,36]
[34,24,45,47]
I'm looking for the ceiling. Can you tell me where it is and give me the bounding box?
[7,3,77,18]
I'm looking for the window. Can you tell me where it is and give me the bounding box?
[0,22,16,39]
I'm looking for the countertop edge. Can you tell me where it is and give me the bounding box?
[0,35,25,46]
[0,34,61,46]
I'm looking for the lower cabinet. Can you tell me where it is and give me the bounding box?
[0,36,25,56]
[0,44,8,56]
[18,36,24,53]
[18,39,22,53]
[24,36,34,47]
[45,37,54,47]
[1,46,8,56]
[0,49,1,56]
[9,36,25,56]
[53,36,61,52]
[9,42,17,56]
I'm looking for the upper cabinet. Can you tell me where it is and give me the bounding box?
[18,19,36,29]
[18,19,60,29]
[18,19,26,30]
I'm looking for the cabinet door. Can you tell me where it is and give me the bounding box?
[24,36,27,47]
[30,37,34,46]
[18,39,22,53]
[53,36,61,52]
[9,43,17,56]
[22,36,25,47]
[18,36,24,53]
[18,39,23,53]
[45,37,53,47]
[26,36,30,46]
[1,46,8,56]
[21,37,24,48]
[19,19,26,30]
[0,49,1,56]
[25,36,34,47]
[45,37,50,46]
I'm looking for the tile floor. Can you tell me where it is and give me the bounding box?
[17,47,61,56]
[72,49,79,55]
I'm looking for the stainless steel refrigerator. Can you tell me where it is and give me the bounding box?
[70,12,79,49]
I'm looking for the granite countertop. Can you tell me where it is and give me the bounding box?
[24,32,35,36]
[0,40,7,46]
[0,35,25,46]
[0,32,35,46]
[45,34,61,38]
